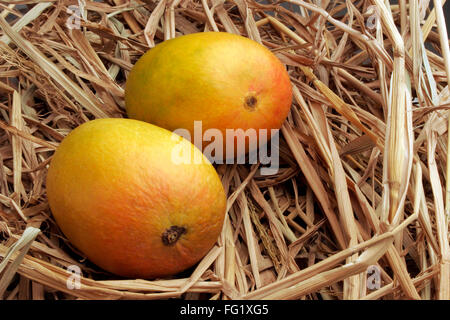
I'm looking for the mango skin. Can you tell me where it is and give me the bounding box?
[46,118,226,279]
[125,32,292,158]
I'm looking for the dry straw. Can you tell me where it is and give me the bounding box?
[0,0,449,300]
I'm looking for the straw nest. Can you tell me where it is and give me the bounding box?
[0,0,449,300]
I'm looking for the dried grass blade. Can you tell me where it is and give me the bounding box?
[361,267,439,300]
[179,245,221,294]
[249,181,294,245]
[223,216,237,299]
[0,2,52,45]
[0,16,109,119]
[213,0,240,35]
[426,127,450,299]
[226,164,258,212]
[325,123,361,299]
[264,237,391,300]
[241,229,395,299]
[339,135,376,157]
[421,0,447,40]
[0,119,58,149]
[0,227,40,298]
[372,0,413,225]
[236,191,261,288]
[428,0,450,299]
[10,91,23,203]
[384,244,421,299]
[300,66,381,148]
[268,187,297,242]
[233,0,261,43]
[144,0,167,47]
[281,122,347,249]
[292,87,332,168]
[201,0,219,32]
